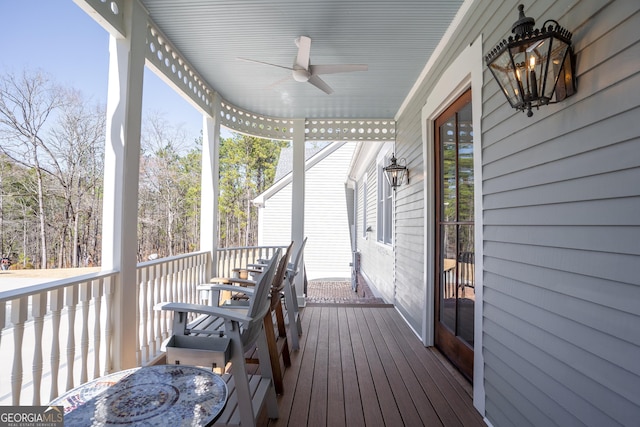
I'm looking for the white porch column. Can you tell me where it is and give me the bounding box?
[100,0,147,371]
[291,119,306,306]
[200,94,221,277]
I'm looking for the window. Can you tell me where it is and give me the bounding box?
[362,175,368,238]
[377,150,393,245]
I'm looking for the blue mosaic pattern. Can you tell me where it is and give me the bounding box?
[50,365,227,426]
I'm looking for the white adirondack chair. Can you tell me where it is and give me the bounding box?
[243,238,306,351]
[156,249,281,427]
[201,242,294,395]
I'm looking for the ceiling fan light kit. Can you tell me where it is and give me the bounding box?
[237,35,368,94]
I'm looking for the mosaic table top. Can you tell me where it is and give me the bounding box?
[50,365,227,426]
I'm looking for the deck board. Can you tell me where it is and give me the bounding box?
[338,308,366,427]
[260,305,485,427]
[326,308,346,427]
[368,308,443,426]
[308,308,329,427]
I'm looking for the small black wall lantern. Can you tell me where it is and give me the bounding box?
[383,154,408,189]
[485,4,577,117]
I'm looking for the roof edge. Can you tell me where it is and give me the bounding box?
[253,141,347,205]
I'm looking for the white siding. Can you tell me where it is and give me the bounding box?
[260,185,292,244]
[304,143,355,279]
[259,143,355,280]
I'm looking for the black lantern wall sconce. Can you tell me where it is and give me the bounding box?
[485,4,577,117]
[383,154,408,190]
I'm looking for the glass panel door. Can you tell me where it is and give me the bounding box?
[434,89,475,382]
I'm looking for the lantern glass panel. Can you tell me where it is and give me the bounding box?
[488,49,522,107]
[543,38,570,101]
[508,42,540,103]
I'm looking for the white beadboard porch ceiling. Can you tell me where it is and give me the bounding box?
[140,0,464,119]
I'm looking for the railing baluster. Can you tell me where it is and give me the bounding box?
[49,289,63,401]
[0,302,5,355]
[31,292,47,405]
[183,259,190,304]
[140,266,149,364]
[65,285,78,392]
[161,262,169,342]
[150,264,158,357]
[92,279,103,379]
[11,298,27,405]
[79,282,91,384]
[104,276,115,374]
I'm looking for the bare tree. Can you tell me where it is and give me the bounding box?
[0,69,66,268]
[47,91,105,267]
[139,112,190,258]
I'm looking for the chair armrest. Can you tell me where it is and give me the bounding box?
[155,302,252,324]
[233,267,263,272]
[227,278,258,286]
[246,263,267,269]
[197,283,255,295]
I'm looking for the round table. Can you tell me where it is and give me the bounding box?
[50,365,227,426]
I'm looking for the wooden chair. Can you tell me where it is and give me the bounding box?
[203,242,294,394]
[156,249,281,427]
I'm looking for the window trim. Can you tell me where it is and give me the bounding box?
[376,144,394,245]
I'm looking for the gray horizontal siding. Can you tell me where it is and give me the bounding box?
[480,0,640,425]
[393,115,425,332]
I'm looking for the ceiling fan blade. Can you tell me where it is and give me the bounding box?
[310,64,368,75]
[294,36,311,70]
[266,75,293,90]
[236,57,293,71]
[308,75,334,94]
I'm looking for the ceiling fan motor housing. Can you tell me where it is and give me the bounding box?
[292,67,311,82]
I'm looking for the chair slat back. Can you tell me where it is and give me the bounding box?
[247,249,280,319]
[270,242,293,309]
[287,237,307,282]
[241,249,280,349]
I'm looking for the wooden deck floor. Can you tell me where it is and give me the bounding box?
[259,304,485,427]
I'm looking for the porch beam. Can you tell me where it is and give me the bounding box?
[100,0,147,371]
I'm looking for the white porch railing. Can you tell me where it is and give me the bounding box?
[216,245,285,277]
[136,251,210,366]
[0,247,286,406]
[0,270,117,406]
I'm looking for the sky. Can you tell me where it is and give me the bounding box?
[0,0,212,146]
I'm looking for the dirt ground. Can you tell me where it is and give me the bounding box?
[0,267,102,291]
[1,266,101,279]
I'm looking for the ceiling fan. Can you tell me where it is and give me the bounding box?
[237,36,368,94]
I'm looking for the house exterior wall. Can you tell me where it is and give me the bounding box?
[355,159,395,303]
[258,143,355,280]
[258,184,292,244]
[381,0,640,425]
[478,2,640,425]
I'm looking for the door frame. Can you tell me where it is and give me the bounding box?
[421,34,485,414]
